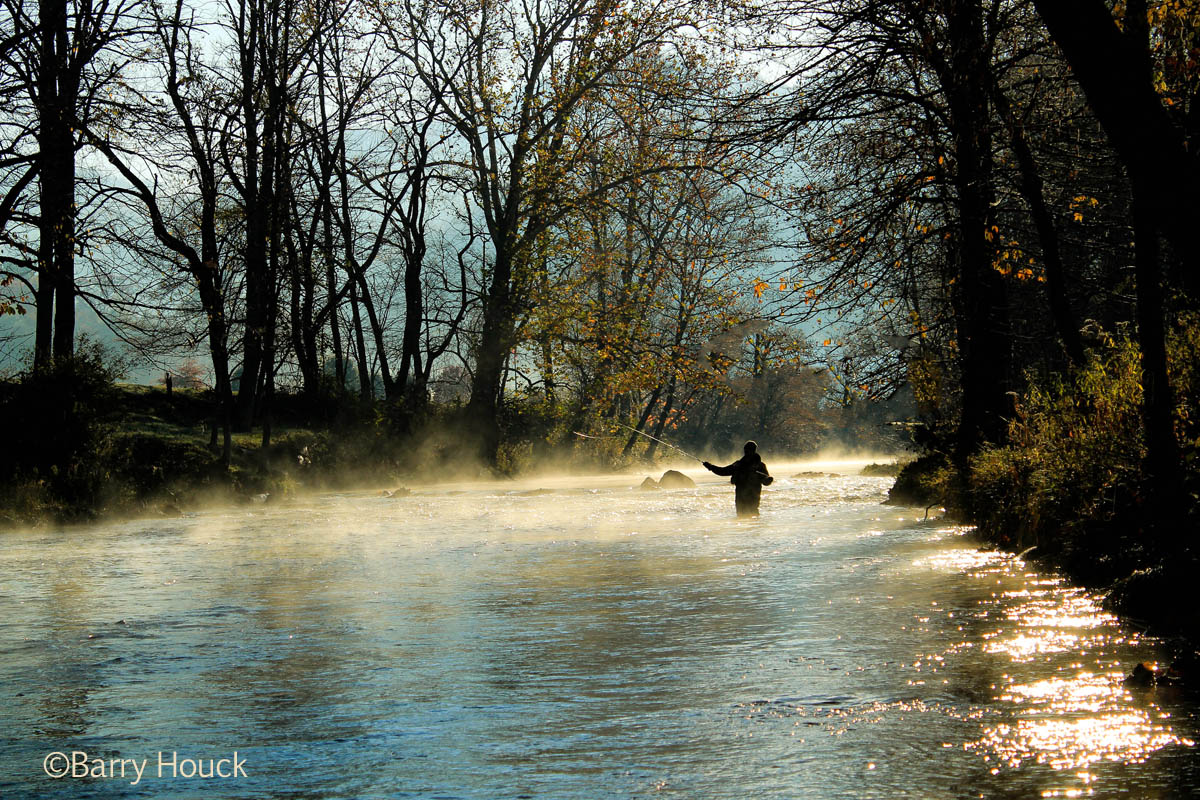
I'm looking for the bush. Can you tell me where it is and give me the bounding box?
[886,450,954,507]
[0,339,124,520]
[861,460,910,477]
[968,315,1200,571]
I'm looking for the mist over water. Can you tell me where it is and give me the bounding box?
[1,464,1197,798]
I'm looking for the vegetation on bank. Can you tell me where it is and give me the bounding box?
[859,460,911,478]
[0,342,442,525]
[0,341,911,528]
[0,386,466,527]
[890,315,1200,640]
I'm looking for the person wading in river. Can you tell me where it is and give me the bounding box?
[703,441,774,517]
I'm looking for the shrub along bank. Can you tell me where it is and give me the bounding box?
[0,347,469,526]
[890,316,1200,642]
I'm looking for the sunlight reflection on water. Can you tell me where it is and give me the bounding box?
[910,538,1194,797]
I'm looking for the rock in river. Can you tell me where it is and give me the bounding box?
[658,469,696,489]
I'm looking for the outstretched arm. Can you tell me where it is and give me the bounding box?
[704,460,736,476]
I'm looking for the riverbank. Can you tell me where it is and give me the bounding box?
[0,361,478,527]
[0,382,372,527]
[887,323,1200,648]
[0,381,910,531]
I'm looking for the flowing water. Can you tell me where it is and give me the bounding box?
[1,463,1197,799]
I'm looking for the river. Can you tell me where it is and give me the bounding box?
[1,462,1197,798]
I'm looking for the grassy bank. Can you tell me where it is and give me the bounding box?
[888,317,1200,643]
[0,360,693,528]
[0,380,407,527]
[0,344,505,526]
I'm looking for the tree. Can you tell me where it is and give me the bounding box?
[86,0,239,463]
[382,0,741,463]
[752,0,1115,469]
[287,0,398,405]
[520,47,770,450]
[175,358,208,389]
[1032,0,1200,276]
[0,0,143,367]
[222,0,321,429]
[1030,0,1197,515]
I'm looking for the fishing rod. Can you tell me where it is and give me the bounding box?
[573,425,705,463]
[611,422,705,463]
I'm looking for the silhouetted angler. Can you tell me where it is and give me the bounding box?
[704,441,774,517]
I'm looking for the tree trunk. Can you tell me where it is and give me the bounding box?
[622,386,662,457]
[396,135,433,416]
[644,376,677,461]
[398,229,425,411]
[35,0,71,368]
[337,153,392,398]
[232,0,290,431]
[33,248,54,369]
[289,227,320,396]
[197,264,233,466]
[944,0,1011,465]
[260,368,274,447]
[991,80,1085,365]
[1132,177,1182,523]
[316,48,345,395]
[356,271,393,398]
[348,279,371,399]
[466,246,516,464]
[235,167,277,428]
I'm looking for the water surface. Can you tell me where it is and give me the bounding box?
[1,464,1197,798]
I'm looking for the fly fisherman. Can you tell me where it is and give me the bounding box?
[703,441,774,517]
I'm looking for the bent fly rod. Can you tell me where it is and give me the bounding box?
[611,422,704,463]
[573,425,704,463]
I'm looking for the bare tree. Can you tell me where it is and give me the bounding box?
[0,0,144,366]
[86,0,239,462]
